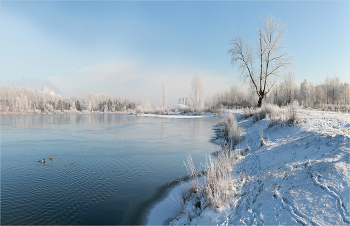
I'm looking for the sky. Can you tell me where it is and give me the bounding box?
[1,1,349,106]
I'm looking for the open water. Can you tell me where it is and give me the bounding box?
[1,114,220,225]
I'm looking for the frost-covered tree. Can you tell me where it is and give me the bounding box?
[87,101,92,111]
[283,72,296,104]
[229,85,246,107]
[300,79,312,107]
[190,74,204,110]
[70,101,76,111]
[76,100,82,111]
[344,82,350,105]
[228,15,293,107]
[325,75,344,105]
[162,81,167,109]
[56,99,63,111]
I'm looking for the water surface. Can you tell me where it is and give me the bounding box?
[1,114,220,225]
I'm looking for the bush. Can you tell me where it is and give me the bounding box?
[268,102,300,127]
[181,153,235,211]
[221,114,241,149]
[203,153,234,208]
[286,101,300,125]
[254,104,282,122]
[182,156,202,203]
[242,108,254,119]
[253,109,267,122]
[135,105,144,114]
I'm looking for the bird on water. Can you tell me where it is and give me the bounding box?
[39,159,45,163]
[50,156,53,160]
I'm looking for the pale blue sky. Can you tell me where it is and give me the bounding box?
[1,1,349,106]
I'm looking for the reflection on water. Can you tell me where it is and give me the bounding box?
[1,114,220,225]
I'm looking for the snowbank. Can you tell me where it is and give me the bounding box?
[143,114,204,118]
[140,113,218,118]
[147,182,186,225]
[147,109,350,225]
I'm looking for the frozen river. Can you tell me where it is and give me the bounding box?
[1,113,220,225]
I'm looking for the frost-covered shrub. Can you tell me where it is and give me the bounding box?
[269,117,283,127]
[202,105,225,115]
[182,156,202,204]
[268,102,300,127]
[264,104,282,117]
[254,104,282,122]
[203,153,234,208]
[253,108,267,122]
[45,103,55,113]
[242,108,254,118]
[181,155,206,221]
[286,101,300,125]
[135,105,144,114]
[181,153,235,212]
[149,106,166,115]
[221,114,241,149]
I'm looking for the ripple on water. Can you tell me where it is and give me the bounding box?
[1,146,141,225]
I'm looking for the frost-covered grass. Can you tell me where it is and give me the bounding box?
[253,104,282,122]
[181,153,236,207]
[242,103,300,127]
[219,114,241,149]
[315,104,350,113]
[176,152,237,222]
[148,109,350,225]
[141,105,224,116]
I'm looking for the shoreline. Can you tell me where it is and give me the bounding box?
[124,174,195,225]
[142,120,224,225]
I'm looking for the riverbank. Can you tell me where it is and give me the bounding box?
[147,109,350,225]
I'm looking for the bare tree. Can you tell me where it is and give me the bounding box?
[228,15,293,107]
[162,81,167,109]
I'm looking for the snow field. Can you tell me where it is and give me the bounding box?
[148,109,350,225]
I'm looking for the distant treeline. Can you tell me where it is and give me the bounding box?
[0,85,150,113]
[1,75,349,114]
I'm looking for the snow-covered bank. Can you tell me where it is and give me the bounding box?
[147,182,185,225]
[134,113,218,118]
[147,109,350,225]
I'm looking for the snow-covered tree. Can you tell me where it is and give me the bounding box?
[87,101,92,111]
[70,101,76,111]
[162,81,167,109]
[190,74,204,110]
[300,79,312,107]
[283,72,296,104]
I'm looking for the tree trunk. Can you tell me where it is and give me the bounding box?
[258,96,264,108]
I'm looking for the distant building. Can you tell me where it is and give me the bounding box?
[178,97,189,106]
